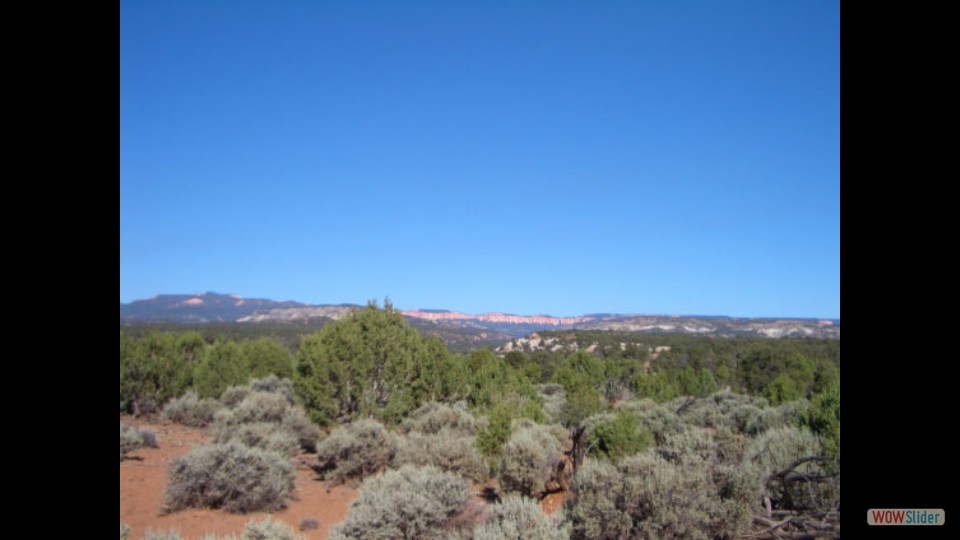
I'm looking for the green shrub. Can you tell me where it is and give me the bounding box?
[586,410,654,461]
[579,412,614,436]
[163,391,224,427]
[560,384,604,427]
[120,332,196,416]
[165,441,294,514]
[120,524,131,540]
[472,496,570,540]
[396,430,489,483]
[498,423,564,498]
[329,465,471,540]
[194,340,248,399]
[295,302,460,426]
[316,419,398,485]
[766,373,801,406]
[214,422,300,456]
[805,381,840,457]
[475,404,513,460]
[400,401,481,436]
[244,339,295,381]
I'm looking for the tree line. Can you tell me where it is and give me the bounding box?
[120,301,839,452]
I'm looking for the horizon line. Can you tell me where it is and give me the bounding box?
[119,291,840,321]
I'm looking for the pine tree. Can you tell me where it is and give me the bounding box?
[194,340,247,399]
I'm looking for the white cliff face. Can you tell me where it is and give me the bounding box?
[577,316,838,339]
[496,337,652,356]
[237,306,355,322]
[400,310,593,326]
[211,299,840,342]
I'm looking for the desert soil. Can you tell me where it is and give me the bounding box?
[120,417,357,540]
[120,416,566,540]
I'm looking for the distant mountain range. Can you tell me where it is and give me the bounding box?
[120,292,840,341]
[119,292,360,324]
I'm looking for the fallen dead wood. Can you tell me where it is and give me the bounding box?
[743,510,840,539]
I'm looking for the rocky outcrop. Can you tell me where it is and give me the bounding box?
[121,293,839,341]
[579,316,840,339]
[401,310,592,326]
[237,306,355,323]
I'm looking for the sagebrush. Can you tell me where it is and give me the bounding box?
[537,384,567,425]
[497,422,564,498]
[329,465,471,540]
[472,496,569,540]
[240,517,306,540]
[165,441,294,513]
[569,427,763,540]
[745,426,838,511]
[140,518,306,540]
[585,409,654,461]
[163,391,224,427]
[396,430,489,483]
[214,379,320,453]
[400,401,482,436]
[214,421,301,456]
[315,419,397,485]
[120,422,158,460]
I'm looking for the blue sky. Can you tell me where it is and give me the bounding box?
[120,1,840,319]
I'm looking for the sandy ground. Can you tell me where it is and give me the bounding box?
[541,491,565,515]
[120,416,566,540]
[120,417,356,540]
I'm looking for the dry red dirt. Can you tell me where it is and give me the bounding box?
[541,491,566,515]
[120,416,568,539]
[120,417,357,540]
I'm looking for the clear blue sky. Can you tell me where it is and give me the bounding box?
[120,0,840,319]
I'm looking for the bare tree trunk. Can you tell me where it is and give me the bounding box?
[571,426,586,472]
